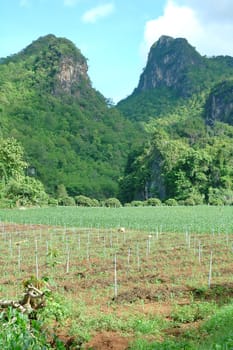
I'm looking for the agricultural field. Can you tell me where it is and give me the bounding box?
[0,206,233,349]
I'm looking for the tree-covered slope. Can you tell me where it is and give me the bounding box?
[1,34,233,205]
[0,34,142,199]
[118,36,233,205]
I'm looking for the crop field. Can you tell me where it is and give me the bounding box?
[0,206,233,349]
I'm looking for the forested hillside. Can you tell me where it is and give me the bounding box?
[0,34,142,201]
[118,36,233,205]
[1,34,233,206]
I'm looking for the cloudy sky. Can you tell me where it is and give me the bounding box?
[1,0,233,102]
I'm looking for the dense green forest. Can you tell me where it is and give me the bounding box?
[0,34,142,204]
[1,34,233,206]
[118,36,233,205]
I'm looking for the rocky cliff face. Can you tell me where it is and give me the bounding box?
[56,56,89,94]
[136,36,204,97]
[206,81,233,126]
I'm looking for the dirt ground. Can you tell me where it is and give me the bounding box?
[0,222,233,349]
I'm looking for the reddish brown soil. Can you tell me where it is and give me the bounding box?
[84,331,130,350]
[0,222,233,349]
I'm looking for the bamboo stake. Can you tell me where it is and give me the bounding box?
[18,244,21,271]
[208,251,213,288]
[66,248,70,274]
[114,253,117,298]
[35,239,39,279]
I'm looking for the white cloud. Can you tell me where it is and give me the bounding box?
[82,3,115,23]
[142,0,233,60]
[177,0,233,22]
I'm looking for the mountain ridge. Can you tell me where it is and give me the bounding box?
[1,34,233,205]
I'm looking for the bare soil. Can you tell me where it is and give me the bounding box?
[0,222,233,349]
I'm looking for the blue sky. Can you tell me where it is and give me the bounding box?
[1,0,233,103]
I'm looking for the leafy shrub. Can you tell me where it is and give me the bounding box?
[198,303,233,349]
[0,307,54,349]
[184,197,196,206]
[48,197,58,206]
[146,198,162,206]
[104,198,122,208]
[208,187,233,205]
[171,302,216,323]
[188,191,204,205]
[130,200,145,207]
[165,198,178,206]
[5,176,48,206]
[56,184,68,199]
[0,198,15,208]
[58,196,75,206]
[90,198,100,207]
[75,195,99,207]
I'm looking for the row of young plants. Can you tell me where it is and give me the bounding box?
[0,202,232,348]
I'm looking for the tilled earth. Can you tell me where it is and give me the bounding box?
[0,222,233,349]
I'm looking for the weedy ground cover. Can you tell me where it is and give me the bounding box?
[0,206,232,349]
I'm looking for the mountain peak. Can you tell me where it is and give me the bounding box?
[13,34,91,95]
[154,35,174,47]
[136,36,203,97]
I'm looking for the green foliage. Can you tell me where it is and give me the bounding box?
[0,307,52,349]
[5,176,48,206]
[1,205,233,234]
[120,112,233,204]
[75,195,99,207]
[39,293,70,325]
[129,338,194,350]
[55,184,68,199]
[104,197,122,208]
[197,303,233,349]
[58,196,75,206]
[171,302,217,323]
[128,201,145,207]
[0,137,48,206]
[208,187,233,206]
[0,137,27,182]
[0,35,142,200]
[2,34,233,204]
[48,197,58,206]
[165,198,178,206]
[146,198,162,206]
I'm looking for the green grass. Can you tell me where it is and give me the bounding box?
[0,205,233,233]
